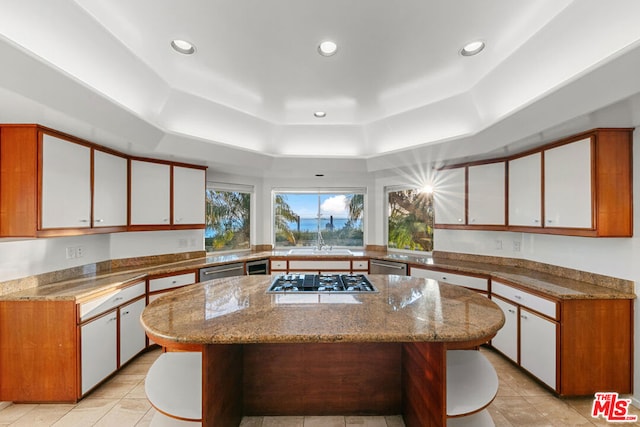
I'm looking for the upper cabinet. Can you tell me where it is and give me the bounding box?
[508,152,542,228]
[435,128,633,237]
[433,168,465,225]
[130,160,171,227]
[0,124,206,237]
[173,166,206,226]
[467,162,505,226]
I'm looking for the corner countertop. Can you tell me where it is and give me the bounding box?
[0,250,634,302]
[140,275,505,346]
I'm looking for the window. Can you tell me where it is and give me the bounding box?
[205,186,251,252]
[387,188,434,252]
[274,191,364,248]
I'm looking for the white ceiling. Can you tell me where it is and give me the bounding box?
[1,0,640,176]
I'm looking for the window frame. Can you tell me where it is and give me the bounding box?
[204,182,254,254]
[271,188,367,249]
[385,185,434,255]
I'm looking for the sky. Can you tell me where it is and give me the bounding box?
[282,194,350,218]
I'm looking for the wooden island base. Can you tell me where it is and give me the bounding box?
[194,341,449,427]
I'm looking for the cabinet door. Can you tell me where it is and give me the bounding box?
[41,134,91,229]
[544,139,592,228]
[468,162,505,225]
[520,308,557,390]
[490,297,518,363]
[508,152,542,227]
[119,298,146,366]
[93,150,128,227]
[434,168,465,225]
[80,311,118,394]
[173,166,205,225]
[130,160,171,225]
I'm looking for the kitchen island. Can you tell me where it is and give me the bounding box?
[141,274,504,427]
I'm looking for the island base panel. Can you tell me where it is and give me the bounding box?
[202,344,243,427]
[402,342,446,427]
[243,343,402,415]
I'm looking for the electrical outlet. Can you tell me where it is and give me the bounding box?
[513,241,521,252]
[76,246,85,258]
[66,247,76,259]
[495,239,503,250]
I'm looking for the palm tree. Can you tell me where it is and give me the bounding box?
[205,190,251,250]
[345,194,364,224]
[274,194,298,245]
[388,189,434,251]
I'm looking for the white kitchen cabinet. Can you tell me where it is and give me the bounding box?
[508,152,542,227]
[130,160,171,226]
[173,166,206,225]
[490,296,518,362]
[41,134,91,229]
[410,267,488,292]
[520,308,557,389]
[81,310,118,394]
[119,297,147,366]
[433,167,465,225]
[93,150,128,227]
[467,162,505,225]
[544,138,592,228]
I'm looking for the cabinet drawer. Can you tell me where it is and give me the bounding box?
[79,281,146,322]
[411,268,488,292]
[352,260,369,271]
[271,260,287,271]
[492,281,557,319]
[288,260,351,271]
[149,272,196,293]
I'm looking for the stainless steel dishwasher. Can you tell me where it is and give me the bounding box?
[369,259,407,275]
[199,262,245,281]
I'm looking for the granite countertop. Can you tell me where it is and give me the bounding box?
[140,275,505,345]
[0,250,634,302]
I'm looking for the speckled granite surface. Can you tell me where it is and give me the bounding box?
[140,275,505,345]
[0,250,634,301]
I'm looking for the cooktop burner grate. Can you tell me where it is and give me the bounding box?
[267,274,378,293]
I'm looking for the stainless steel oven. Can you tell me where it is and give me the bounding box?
[246,259,269,275]
[199,262,245,281]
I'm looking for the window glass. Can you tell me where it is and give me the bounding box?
[274,192,364,248]
[387,188,434,252]
[205,189,251,252]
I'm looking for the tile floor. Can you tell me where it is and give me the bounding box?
[0,346,638,426]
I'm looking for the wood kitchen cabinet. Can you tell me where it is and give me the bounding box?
[93,149,128,227]
[435,128,633,237]
[0,125,127,237]
[173,165,206,226]
[490,279,632,395]
[0,279,148,402]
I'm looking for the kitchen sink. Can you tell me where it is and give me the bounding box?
[287,248,353,256]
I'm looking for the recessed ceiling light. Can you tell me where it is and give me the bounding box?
[460,40,485,56]
[314,111,327,118]
[318,40,338,57]
[171,39,196,55]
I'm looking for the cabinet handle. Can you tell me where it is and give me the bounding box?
[121,311,130,316]
[546,219,553,224]
[94,218,104,223]
[514,295,522,300]
[520,314,528,320]
[442,276,447,280]
[533,219,540,223]
[108,316,117,322]
[507,309,516,314]
[79,219,89,223]
[457,218,463,222]
[163,218,169,222]
[113,297,123,302]
[172,280,177,284]
[176,218,183,223]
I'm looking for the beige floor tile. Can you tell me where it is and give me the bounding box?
[0,404,38,424]
[524,395,593,426]
[261,416,304,427]
[125,380,148,399]
[133,407,157,427]
[304,415,345,427]
[7,404,75,427]
[490,396,549,426]
[240,416,263,427]
[51,399,118,427]
[384,415,405,427]
[92,398,151,427]
[345,416,387,426]
[87,375,145,399]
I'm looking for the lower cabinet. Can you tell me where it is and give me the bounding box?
[490,297,518,362]
[119,298,147,365]
[81,311,118,395]
[520,307,557,390]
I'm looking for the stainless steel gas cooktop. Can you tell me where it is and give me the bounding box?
[267,273,378,293]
